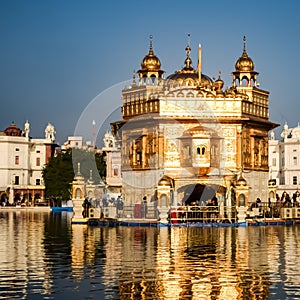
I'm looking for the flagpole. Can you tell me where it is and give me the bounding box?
[198,43,202,85]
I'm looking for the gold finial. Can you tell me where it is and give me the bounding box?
[185,33,191,57]
[149,34,153,54]
[77,162,81,175]
[184,34,192,69]
[218,70,221,78]
[243,35,247,53]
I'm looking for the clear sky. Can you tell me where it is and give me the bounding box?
[1,0,300,145]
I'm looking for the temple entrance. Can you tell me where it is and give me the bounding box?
[0,193,8,206]
[178,183,225,205]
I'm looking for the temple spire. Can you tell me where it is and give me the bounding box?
[149,34,153,55]
[243,35,247,53]
[184,33,192,69]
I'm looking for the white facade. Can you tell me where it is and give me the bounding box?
[0,121,57,205]
[61,136,83,150]
[102,131,122,196]
[61,136,95,151]
[269,123,300,197]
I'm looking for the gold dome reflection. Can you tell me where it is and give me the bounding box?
[153,227,271,299]
[71,225,88,281]
[69,225,272,299]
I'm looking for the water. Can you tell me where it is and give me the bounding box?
[0,210,300,299]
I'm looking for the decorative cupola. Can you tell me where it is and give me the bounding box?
[86,170,96,200]
[234,171,250,207]
[4,122,22,136]
[138,35,164,84]
[213,71,224,96]
[71,162,87,223]
[232,36,259,87]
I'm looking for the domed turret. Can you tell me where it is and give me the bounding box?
[236,173,247,187]
[235,38,255,72]
[141,36,161,71]
[232,36,259,87]
[137,35,164,83]
[4,122,22,136]
[213,71,224,95]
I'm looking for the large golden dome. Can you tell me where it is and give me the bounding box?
[167,71,213,87]
[167,41,213,87]
[141,35,161,71]
[235,36,254,72]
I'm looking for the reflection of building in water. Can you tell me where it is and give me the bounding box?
[110,35,278,214]
[0,211,53,296]
[118,227,158,298]
[71,225,88,281]
[68,225,300,299]
[154,227,271,299]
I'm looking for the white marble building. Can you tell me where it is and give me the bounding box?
[102,131,122,198]
[269,123,300,198]
[0,121,57,205]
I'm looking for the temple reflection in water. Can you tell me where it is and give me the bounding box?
[69,222,300,299]
[2,211,300,298]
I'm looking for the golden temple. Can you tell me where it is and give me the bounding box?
[110,35,278,215]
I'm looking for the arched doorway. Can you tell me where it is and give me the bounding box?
[238,194,246,206]
[14,193,21,204]
[157,176,173,207]
[0,193,8,206]
[23,193,32,204]
[178,183,223,206]
[159,193,168,207]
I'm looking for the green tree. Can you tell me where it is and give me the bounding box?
[42,149,106,201]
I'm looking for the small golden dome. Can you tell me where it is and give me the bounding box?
[268,178,276,186]
[236,174,247,186]
[235,36,254,72]
[158,178,171,186]
[214,71,224,94]
[141,35,161,71]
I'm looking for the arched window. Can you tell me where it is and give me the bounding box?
[238,194,246,206]
[113,167,119,177]
[160,194,169,207]
[241,77,248,87]
[142,76,147,84]
[75,188,81,199]
[196,146,206,156]
[150,75,156,85]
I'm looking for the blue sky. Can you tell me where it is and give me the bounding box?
[1,0,300,145]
